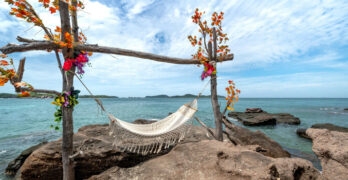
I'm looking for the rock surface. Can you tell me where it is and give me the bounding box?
[296,128,311,139]
[245,108,264,113]
[89,140,320,180]
[228,110,301,126]
[223,118,290,158]
[307,128,348,180]
[16,120,291,179]
[5,141,47,176]
[296,123,348,139]
[19,124,156,180]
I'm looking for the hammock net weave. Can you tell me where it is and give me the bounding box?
[108,99,197,155]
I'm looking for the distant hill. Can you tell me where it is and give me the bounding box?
[0,93,17,98]
[145,94,225,98]
[79,95,118,98]
[145,95,170,98]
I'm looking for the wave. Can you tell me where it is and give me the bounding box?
[0,150,6,155]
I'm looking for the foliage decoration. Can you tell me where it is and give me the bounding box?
[225,80,240,111]
[188,8,231,80]
[0,54,33,97]
[51,90,79,130]
[63,51,90,75]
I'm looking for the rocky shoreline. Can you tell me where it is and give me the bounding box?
[4,117,348,179]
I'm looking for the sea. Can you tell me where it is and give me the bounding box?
[1,97,348,179]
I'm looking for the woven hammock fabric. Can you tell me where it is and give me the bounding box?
[108,99,197,155]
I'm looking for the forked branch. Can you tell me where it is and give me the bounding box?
[1,37,234,65]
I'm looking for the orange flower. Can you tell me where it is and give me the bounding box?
[0,60,9,66]
[49,7,56,14]
[0,77,9,86]
[19,91,31,97]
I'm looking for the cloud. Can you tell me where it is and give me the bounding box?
[0,0,348,97]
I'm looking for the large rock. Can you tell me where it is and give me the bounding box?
[228,110,301,126]
[16,120,290,179]
[307,128,348,180]
[296,123,348,140]
[19,124,156,180]
[89,140,320,180]
[223,118,290,158]
[5,141,47,176]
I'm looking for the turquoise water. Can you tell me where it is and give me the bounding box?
[1,98,348,179]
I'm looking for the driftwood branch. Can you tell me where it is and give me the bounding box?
[20,88,60,95]
[1,37,234,65]
[194,117,216,138]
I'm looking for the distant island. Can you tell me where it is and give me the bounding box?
[145,94,225,98]
[0,93,117,98]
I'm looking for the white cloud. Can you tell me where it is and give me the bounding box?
[1,0,348,97]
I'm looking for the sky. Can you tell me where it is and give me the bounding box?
[0,0,348,98]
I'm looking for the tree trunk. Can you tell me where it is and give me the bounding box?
[59,0,75,179]
[210,73,223,141]
[208,28,223,141]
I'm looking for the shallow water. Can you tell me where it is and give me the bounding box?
[0,98,347,179]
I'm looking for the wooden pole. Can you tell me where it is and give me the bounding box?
[209,27,223,141]
[59,0,75,179]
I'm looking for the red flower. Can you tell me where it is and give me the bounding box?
[63,59,73,71]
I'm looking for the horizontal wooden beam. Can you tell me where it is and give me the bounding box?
[0,36,234,65]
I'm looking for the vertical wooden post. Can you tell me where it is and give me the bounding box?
[209,27,223,141]
[59,1,75,179]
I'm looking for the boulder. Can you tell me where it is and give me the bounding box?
[307,128,348,180]
[245,108,264,113]
[311,123,348,133]
[5,141,47,176]
[89,140,320,180]
[242,115,276,126]
[296,123,348,140]
[17,123,215,180]
[228,111,300,126]
[223,118,290,158]
[296,128,311,140]
[16,120,291,179]
[19,124,157,180]
[344,108,348,111]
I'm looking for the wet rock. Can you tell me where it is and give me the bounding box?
[89,140,320,180]
[296,128,311,139]
[5,141,47,176]
[307,128,348,180]
[296,123,348,140]
[228,110,301,126]
[245,108,264,113]
[223,118,290,158]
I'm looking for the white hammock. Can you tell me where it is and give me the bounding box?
[108,99,198,155]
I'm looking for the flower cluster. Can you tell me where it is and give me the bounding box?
[225,80,241,111]
[1,54,33,97]
[201,62,216,80]
[63,52,89,75]
[51,90,79,130]
[188,9,231,80]
[0,54,14,86]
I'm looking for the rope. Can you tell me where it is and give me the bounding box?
[196,77,214,99]
[72,72,106,112]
